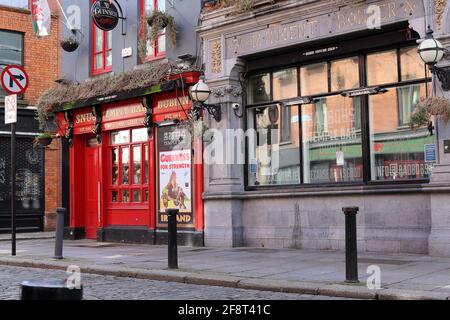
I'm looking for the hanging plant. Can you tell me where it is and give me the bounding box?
[60,36,79,52]
[146,10,176,48]
[410,97,450,129]
[34,132,53,148]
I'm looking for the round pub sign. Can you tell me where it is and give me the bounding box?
[91,0,119,31]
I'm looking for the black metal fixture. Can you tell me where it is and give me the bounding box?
[418,26,450,91]
[91,105,102,144]
[189,76,222,122]
[64,111,74,147]
[142,95,154,137]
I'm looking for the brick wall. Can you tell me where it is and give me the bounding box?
[0,5,61,231]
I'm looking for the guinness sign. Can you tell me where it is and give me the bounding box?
[91,0,119,31]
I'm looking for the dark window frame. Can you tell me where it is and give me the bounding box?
[245,42,433,191]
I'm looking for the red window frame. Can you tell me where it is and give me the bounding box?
[140,0,166,61]
[91,0,113,75]
[108,128,150,205]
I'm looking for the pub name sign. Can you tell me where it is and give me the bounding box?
[226,0,423,57]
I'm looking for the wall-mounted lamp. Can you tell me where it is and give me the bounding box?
[418,26,450,91]
[189,77,222,122]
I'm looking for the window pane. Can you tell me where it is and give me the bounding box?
[133,190,141,203]
[122,148,129,185]
[107,31,112,49]
[106,50,112,67]
[122,190,130,203]
[273,68,298,100]
[111,130,130,144]
[158,34,166,53]
[302,95,363,184]
[158,0,165,11]
[144,145,149,184]
[0,30,22,67]
[144,0,154,12]
[369,85,435,181]
[95,27,103,52]
[367,50,398,86]
[132,128,148,142]
[146,39,154,57]
[95,53,103,70]
[247,104,301,186]
[331,57,359,91]
[247,73,271,104]
[133,146,141,184]
[300,63,328,95]
[111,148,118,185]
[112,191,118,203]
[400,47,428,81]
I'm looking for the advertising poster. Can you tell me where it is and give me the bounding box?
[157,126,194,228]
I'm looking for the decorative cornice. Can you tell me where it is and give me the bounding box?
[211,85,243,98]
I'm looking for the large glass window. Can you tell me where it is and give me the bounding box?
[108,128,149,204]
[369,84,434,181]
[246,44,432,187]
[0,30,23,97]
[302,96,363,184]
[247,104,301,186]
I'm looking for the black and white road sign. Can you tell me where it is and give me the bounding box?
[4,94,17,124]
[1,65,29,95]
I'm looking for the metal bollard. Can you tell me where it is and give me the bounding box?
[54,208,66,260]
[342,207,359,283]
[21,279,82,300]
[167,208,179,269]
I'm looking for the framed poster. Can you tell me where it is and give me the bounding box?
[157,126,194,228]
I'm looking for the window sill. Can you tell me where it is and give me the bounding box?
[204,181,432,200]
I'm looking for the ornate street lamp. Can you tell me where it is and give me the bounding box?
[189,77,221,122]
[418,26,450,91]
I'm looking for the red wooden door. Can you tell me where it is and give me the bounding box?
[85,140,99,239]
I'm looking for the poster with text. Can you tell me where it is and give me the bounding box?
[157,126,193,227]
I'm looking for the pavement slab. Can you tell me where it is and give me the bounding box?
[0,237,450,299]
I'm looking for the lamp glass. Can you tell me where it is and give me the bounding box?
[191,79,211,103]
[418,38,445,65]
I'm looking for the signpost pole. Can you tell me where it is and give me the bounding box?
[11,122,16,256]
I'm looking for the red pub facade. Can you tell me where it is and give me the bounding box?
[55,72,205,245]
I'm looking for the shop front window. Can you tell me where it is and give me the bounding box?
[369,83,434,181]
[245,44,433,188]
[302,96,363,184]
[247,104,301,186]
[109,129,149,204]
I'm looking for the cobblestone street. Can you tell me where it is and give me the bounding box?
[0,265,345,300]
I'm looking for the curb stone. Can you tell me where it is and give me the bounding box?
[0,257,449,300]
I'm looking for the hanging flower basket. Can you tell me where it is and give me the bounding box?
[145,10,176,48]
[34,133,53,148]
[61,36,79,52]
[147,11,169,29]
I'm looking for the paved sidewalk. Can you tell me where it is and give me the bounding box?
[0,232,55,241]
[0,238,450,300]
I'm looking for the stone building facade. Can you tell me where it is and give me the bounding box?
[199,0,450,256]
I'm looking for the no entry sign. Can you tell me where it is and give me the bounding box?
[1,65,29,95]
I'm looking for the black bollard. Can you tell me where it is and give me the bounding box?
[54,208,66,260]
[21,279,82,300]
[342,207,359,283]
[167,208,179,269]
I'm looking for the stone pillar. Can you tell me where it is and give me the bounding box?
[428,25,450,256]
[201,35,246,246]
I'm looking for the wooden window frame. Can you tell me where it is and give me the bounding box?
[140,0,166,62]
[91,0,113,76]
